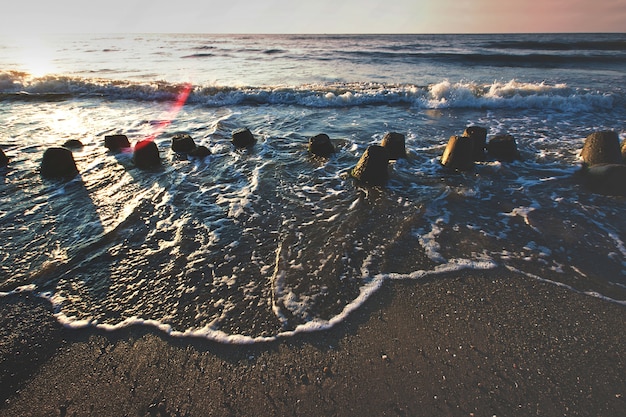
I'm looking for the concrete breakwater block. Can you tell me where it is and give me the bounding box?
[351,145,390,186]
[133,140,161,169]
[0,148,8,168]
[232,128,256,149]
[580,163,626,196]
[486,134,521,162]
[380,132,406,160]
[40,147,78,179]
[104,134,131,152]
[171,134,197,153]
[463,126,487,161]
[441,135,474,171]
[308,133,335,158]
[580,131,622,167]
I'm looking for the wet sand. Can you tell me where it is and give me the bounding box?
[1,267,625,417]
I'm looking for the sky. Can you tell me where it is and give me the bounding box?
[2,0,625,34]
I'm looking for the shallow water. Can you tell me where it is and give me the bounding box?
[1,34,625,342]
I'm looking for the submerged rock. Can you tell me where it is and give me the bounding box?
[232,128,256,149]
[463,126,488,161]
[189,145,212,158]
[40,147,78,179]
[486,134,521,162]
[380,132,406,160]
[171,134,197,153]
[580,163,626,196]
[0,148,8,168]
[581,131,622,167]
[351,145,390,186]
[308,133,335,158]
[62,139,83,149]
[441,135,474,171]
[133,140,161,169]
[104,134,131,152]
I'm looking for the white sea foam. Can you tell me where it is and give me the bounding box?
[0,71,619,112]
[500,203,541,232]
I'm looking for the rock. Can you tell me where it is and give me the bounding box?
[104,134,131,151]
[232,128,256,149]
[486,134,521,162]
[308,133,335,158]
[171,134,197,153]
[622,140,626,163]
[463,126,487,161]
[580,163,626,196]
[189,145,212,158]
[580,131,622,167]
[62,139,83,149]
[133,140,161,169]
[0,148,8,168]
[40,147,79,179]
[441,135,474,171]
[380,132,406,160]
[351,145,390,186]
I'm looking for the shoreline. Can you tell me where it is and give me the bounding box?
[1,267,625,417]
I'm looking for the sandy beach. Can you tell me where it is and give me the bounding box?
[1,267,624,417]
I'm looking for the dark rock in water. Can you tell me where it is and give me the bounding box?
[189,145,212,158]
[171,134,197,153]
[463,126,487,161]
[104,134,131,151]
[580,131,622,167]
[0,148,8,168]
[351,145,390,186]
[62,139,83,149]
[486,134,521,162]
[133,140,160,169]
[380,132,406,160]
[580,163,626,196]
[40,147,78,179]
[308,133,335,158]
[232,128,256,149]
[441,135,474,171]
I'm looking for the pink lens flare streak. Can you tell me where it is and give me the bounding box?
[135,82,193,150]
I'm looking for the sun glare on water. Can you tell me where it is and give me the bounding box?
[14,36,58,77]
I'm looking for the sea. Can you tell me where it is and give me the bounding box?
[0,33,625,343]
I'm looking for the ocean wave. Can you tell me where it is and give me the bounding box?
[181,53,215,58]
[482,39,626,52]
[343,50,626,66]
[0,71,618,111]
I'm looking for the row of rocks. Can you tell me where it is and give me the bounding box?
[1,127,624,196]
[350,127,521,185]
[441,126,521,170]
[349,128,626,196]
[5,128,259,179]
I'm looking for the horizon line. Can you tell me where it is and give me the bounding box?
[3,31,625,36]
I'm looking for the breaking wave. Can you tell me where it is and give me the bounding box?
[0,71,618,111]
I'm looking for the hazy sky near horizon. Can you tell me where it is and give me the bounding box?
[3,0,625,34]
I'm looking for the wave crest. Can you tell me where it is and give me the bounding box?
[0,71,617,111]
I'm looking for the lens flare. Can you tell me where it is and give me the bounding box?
[137,82,193,150]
